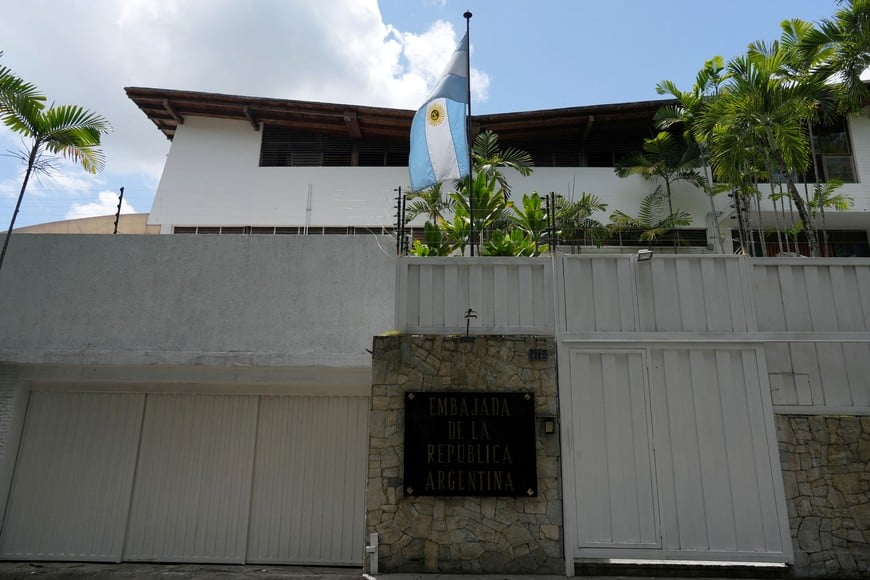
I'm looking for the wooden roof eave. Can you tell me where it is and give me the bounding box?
[125,86,672,142]
[126,87,416,141]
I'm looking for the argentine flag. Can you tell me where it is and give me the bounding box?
[409,34,470,192]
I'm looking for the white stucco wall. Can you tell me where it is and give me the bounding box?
[149,118,406,228]
[147,114,870,234]
[0,235,396,367]
[146,117,721,230]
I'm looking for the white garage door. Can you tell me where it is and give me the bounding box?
[247,395,369,565]
[1,391,368,565]
[123,394,258,563]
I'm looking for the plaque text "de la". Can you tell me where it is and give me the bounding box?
[403,391,537,497]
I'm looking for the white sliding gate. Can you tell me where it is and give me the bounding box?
[1,391,368,565]
[557,255,792,567]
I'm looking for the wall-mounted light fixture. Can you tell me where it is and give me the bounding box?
[637,249,654,262]
[543,418,556,434]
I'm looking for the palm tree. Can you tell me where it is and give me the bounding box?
[451,171,512,249]
[555,192,609,250]
[471,130,533,198]
[609,189,692,248]
[406,183,453,223]
[614,131,702,247]
[701,47,823,256]
[0,53,44,115]
[802,0,870,114]
[656,57,729,253]
[808,179,853,253]
[0,95,111,272]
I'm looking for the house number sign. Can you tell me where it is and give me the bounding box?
[403,391,537,497]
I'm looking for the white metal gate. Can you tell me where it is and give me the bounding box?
[0,392,144,561]
[246,395,368,565]
[566,349,660,551]
[556,255,792,567]
[123,394,258,563]
[561,345,791,563]
[0,391,368,565]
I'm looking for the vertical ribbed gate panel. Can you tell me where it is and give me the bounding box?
[122,394,258,563]
[0,392,144,561]
[246,395,369,565]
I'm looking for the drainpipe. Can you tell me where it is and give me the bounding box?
[304,184,313,235]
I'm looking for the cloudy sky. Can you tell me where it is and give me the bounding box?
[0,0,838,228]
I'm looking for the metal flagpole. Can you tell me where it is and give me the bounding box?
[464,10,474,256]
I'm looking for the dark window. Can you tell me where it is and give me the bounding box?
[259,126,353,167]
[594,228,709,248]
[803,118,857,183]
[585,150,615,168]
[762,229,868,257]
[260,125,408,167]
[358,138,409,167]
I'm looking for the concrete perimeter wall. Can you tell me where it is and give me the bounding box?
[0,234,396,367]
[0,234,397,529]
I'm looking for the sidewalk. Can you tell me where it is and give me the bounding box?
[0,562,363,580]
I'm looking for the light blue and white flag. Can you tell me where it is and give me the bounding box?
[409,34,470,192]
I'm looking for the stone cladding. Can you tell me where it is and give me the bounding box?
[366,334,562,574]
[776,415,870,577]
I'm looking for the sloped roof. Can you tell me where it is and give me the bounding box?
[125,86,673,142]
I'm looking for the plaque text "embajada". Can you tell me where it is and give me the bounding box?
[404,392,537,497]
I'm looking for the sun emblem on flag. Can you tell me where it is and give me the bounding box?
[427,102,446,127]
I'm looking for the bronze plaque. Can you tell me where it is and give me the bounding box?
[403,391,537,497]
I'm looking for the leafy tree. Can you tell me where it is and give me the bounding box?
[510,193,549,254]
[0,94,111,272]
[409,221,453,256]
[441,210,471,256]
[609,189,692,248]
[481,230,542,257]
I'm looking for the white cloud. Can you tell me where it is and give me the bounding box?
[65,190,136,221]
[0,0,492,225]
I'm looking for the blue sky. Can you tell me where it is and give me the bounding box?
[0,0,841,228]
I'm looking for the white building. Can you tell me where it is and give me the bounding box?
[126,86,870,255]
